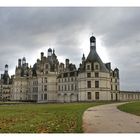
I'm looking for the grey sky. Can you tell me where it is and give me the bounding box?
[0,7,140,91]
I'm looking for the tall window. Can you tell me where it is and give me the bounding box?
[95,72,99,77]
[111,85,113,90]
[87,92,91,100]
[95,64,99,70]
[95,92,99,100]
[44,85,47,91]
[87,81,91,88]
[111,93,113,100]
[71,77,73,81]
[95,81,99,88]
[45,77,47,83]
[87,65,90,70]
[115,85,117,90]
[87,73,91,78]
[44,94,47,100]
[71,84,73,90]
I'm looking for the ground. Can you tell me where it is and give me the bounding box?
[118,101,140,116]
[83,102,140,133]
[0,102,106,133]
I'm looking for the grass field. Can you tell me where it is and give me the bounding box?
[0,102,107,133]
[118,101,140,116]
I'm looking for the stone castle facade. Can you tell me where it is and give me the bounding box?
[0,36,140,102]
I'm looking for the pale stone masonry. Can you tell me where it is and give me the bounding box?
[0,35,140,102]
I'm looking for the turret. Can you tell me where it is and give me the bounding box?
[22,57,26,66]
[90,35,96,51]
[65,59,69,69]
[114,68,119,79]
[82,54,85,63]
[18,59,21,67]
[5,64,8,73]
[41,52,44,59]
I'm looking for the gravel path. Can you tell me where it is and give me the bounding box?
[83,102,140,133]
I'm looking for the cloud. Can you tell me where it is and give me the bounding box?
[0,7,140,90]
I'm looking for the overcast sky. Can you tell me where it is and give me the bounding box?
[0,7,140,91]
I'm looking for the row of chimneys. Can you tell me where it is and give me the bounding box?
[18,57,28,67]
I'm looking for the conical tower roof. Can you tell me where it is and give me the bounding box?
[86,49,108,72]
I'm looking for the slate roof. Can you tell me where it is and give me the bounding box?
[86,49,109,72]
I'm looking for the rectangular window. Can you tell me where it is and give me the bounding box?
[44,85,47,91]
[95,92,99,100]
[87,81,91,88]
[95,72,99,77]
[44,94,47,100]
[42,85,43,91]
[71,77,73,81]
[111,85,113,90]
[87,65,90,70]
[115,85,117,90]
[65,85,67,91]
[87,73,91,78]
[68,85,70,91]
[45,77,47,83]
[59,85,60,91]
[111,93,113,100]
[87,92,91,100]
[71,84,73,90]
[95,65,98,70]
[95,81,99,88]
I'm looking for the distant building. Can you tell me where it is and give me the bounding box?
[0,35,140,102]
[0,65,12,101]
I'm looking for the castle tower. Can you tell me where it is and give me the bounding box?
[4,64,8,74]
[22,57,26,66]
[18,59,21,67]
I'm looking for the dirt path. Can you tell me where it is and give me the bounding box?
[83,102,140,133]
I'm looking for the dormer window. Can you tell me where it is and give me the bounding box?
[86,63,91,70]
[87,65,90,70]
[95,65,98,70]
[94,63,100,71]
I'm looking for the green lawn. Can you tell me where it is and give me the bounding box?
[0,102,107,133]
[118,101,140,116]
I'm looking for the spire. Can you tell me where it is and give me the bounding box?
[82,53,85,61]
